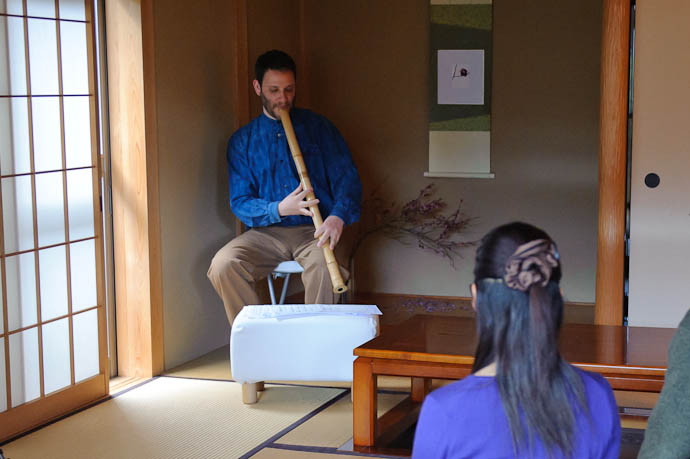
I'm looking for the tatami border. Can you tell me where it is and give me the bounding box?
[264,443,403,458]
[162,373,410,394]
[239,389,350,458]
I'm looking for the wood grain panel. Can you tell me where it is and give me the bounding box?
[411,377,431,402]
[0,375,107,442]
[595,0,630,325]
[140,0,164,377]
[105,0,163,378]
[371,359,473,380]
[232,0,248,237]
[232,0,250,130]
[352,314,670,448]
[353,357,377,447]
[84,0,110,388]
[298,0,310,109]
[374,396,421,447]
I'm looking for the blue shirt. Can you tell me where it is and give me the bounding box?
[227,108,362,228]
[412,368,621,458]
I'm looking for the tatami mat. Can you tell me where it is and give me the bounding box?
[277,392,407,448]
[165,346,233,380]
[164,345,446,393]
[2,377,344,459]
[3,345,650,459]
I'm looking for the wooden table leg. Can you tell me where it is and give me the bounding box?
[411,377,431,402]
[353,357,378,447]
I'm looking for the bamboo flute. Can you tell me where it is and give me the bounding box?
[277,108,348,294]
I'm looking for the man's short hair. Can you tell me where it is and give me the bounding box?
[255,50,296,85]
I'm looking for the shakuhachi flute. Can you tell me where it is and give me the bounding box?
[277,108,348,294]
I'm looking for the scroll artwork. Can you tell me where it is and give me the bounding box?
[427,0,493,178]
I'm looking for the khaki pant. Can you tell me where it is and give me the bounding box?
[207,225,348,325]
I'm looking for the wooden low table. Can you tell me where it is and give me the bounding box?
[352,314,674,450]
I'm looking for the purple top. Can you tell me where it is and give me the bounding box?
[412,367,620,458]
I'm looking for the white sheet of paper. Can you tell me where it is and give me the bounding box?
[437,49,485,105]
[242,304,382,320]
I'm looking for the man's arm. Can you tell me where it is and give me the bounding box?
[320,119,362,225]
[229,134,320,227]
[228,136,282,228]
[313,118,362,248]
[638,309,690,458]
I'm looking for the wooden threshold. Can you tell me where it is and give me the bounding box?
[109,376,149,395]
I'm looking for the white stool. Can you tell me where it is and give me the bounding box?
[230,305,380,404]
[267,260,304,305]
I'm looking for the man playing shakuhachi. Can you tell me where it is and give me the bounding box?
[208,49,362,325]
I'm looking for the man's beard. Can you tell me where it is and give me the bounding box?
[261,92,293,119]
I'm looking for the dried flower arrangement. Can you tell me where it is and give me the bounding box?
[347,183,477,288]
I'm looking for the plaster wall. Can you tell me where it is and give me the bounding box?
[246,0,301,118]
[151,0,604,369]
[152,0,237,369]
[302,0,602,303]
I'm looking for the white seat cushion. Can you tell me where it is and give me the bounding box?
[273,260,304,274]
[230,306,379,384]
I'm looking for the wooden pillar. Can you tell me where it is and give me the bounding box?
[232,0,249,237]
[298,0,310,109]
[411,377,431,402]
[106,0,164,377]
[595,0,630,325]
[232,0,250,131]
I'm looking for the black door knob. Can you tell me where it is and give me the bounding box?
[644,173,660,188]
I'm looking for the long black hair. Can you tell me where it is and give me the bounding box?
[472,222,587,456]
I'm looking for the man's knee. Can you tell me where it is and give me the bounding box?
[301,254,328,275]
[208,250,252,283]
[302,255,349,284]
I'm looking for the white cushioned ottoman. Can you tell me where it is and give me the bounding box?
[231,304,380,403]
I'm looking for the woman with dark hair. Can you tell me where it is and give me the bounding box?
[412,222,620,458]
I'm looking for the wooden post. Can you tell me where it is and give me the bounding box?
[353,357,377,447]
[595,0,630,325]
[232,0,249,238]
[106,0,164,378]
[411,377,431,402]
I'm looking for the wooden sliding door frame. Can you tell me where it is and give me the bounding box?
[0,0,109,441]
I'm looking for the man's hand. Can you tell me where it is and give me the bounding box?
[278,183,319,217]
[314,215,344,250]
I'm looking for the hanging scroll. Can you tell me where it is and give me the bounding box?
[426,0,494,179]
